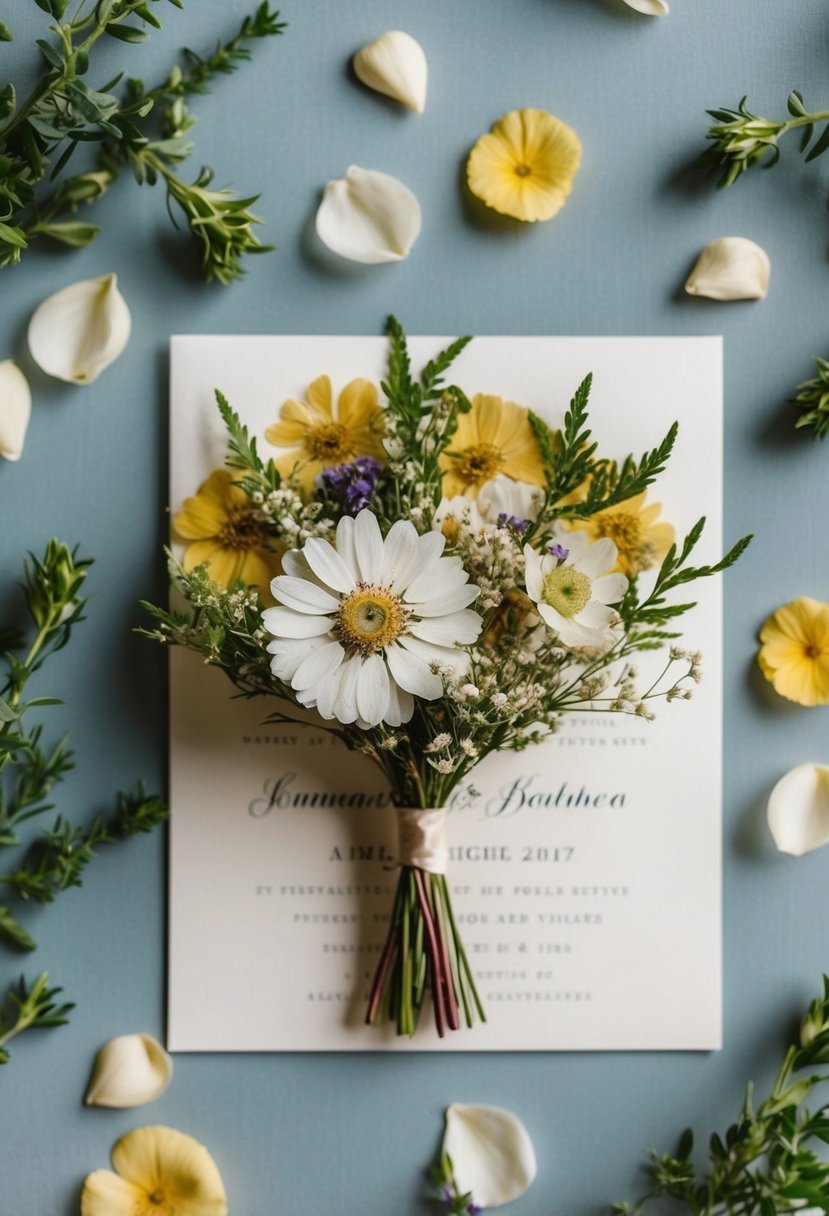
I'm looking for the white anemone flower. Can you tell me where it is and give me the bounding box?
[435,476,543,545]
[433,494,486,545]
[524,531,628,648]
[263,510,482,728]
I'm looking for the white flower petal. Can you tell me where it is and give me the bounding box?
[479,476,543,526]
[356,653,390,725]
[405,559,467,604]
[443,1104,537,1209]
[381,519,419,589]
[334,655,361,723]
[353,508,385,583]
[573,536,617,578]
[591,572,629,604]
[316,166,421,265]
[523,544,544,601]
[84,1033,172,1108]
[621,0,668,12]
[335,515,358,576]
[303,536,357,594]
[269,636,329,682]
[575,601,615,630]
[408,609,482,647]
[410,584,480,617]
[292,640,344,693]
[400,633,470,679]
[685,237,770,302]
[768,764,829,856]
[0,360,32,461]
[353,30,428,113]
[28,272,131,384]
[386,642,443,699]
[262,606,334,639]
[271,575,340,615]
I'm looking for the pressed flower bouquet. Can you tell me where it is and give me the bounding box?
[144,321,748,1039]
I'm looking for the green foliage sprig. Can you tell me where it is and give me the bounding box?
[791,355,829,440]
[616,977,829,1216]
[0,1,284,281]
[0,971,72,1065]
[0,541,167,953]
[704,92,829,188]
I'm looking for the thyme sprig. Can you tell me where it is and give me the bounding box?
[616,977,829,1216]
[791,355,829,440]
[0,541,167,953]
[704,91,829,188]
[0,972,72,1065]
[0,1,284,281]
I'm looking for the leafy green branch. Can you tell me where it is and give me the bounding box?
[0,1,284,281]
[615,977,829,1216]
[791,355,829,440]
[0,972,73,1065]
[704,91,829,189]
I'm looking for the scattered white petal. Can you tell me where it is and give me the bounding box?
[316,166,421,264]
[768,763,829,856]
[621,0,668,12]
[28,272,131,384]
[353,30,428,113]
[443,1104,537,1208]
[0,360,32,462]
[684,237,770,302]
[84,1033,172,1108]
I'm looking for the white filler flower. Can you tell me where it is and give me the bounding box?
[263,510,482,727]
[524,531,628,647]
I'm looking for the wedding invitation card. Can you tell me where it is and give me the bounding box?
[168,335,723,1052]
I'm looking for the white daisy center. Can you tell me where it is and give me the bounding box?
[336,584,408,656]
[542,567,592,619]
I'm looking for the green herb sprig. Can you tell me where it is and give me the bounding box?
[0,541,167,953]
[704,92,829,188]
[0,1,284,281]
[0,972,73,1065]
[791,355,829,440]
[616,977,829,1216]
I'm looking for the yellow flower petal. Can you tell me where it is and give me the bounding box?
[111,1126,227,1216]
[337,377,379,429]
[758,597,829,707]
[81,1170,146,1216]
[467,108,582,222]
[305,374,333,416]
[174,469,239,540]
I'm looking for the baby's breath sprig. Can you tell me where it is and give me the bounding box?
[430,1152,482,1216]
[0,972,73,1065]
[703,91,829,188]
[616,977,829,1216]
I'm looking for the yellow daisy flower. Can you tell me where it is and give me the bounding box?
[562,493,675,577]
[758,597,829,707]
[466,108,582,223]
[174,467,279,593]
[81,1125,227,1216]
[265,374,384,492]
[440,393,546,498]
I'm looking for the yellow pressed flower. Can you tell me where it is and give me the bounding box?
[758,597,829,707]
[265,374,384,492]
[466,108,582,223]
[81,1125,227,1216]
[174,467,279,593]
[439,393,545,498]
[562,492,675,577]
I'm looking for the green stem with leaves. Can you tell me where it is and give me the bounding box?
[0,972,73,1065]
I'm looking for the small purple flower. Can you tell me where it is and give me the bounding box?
[321,457,383,516]
[497,513,529,534]
[547,542,570,560]
[468,1205,482,1216]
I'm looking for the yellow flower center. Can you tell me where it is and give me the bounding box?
[336,585,408,656]
[305,421,350,463]
[514,163,532,178]
[219,507,265,551]
[142,1189,175,1214]
[440,516,462,547]
[454,443,504,486]
[542,567,592,619]
[805,643,824,660]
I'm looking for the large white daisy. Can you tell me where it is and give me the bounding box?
[263,510,482,728]
[523,531,628,648]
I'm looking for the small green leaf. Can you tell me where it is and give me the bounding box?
[0,907,36,952]
[0,696,19,723]
[35,38,64,70]
[35,222,100,248]
[805,122,829,163]
[105,22,149,43]
[0,19,12,40]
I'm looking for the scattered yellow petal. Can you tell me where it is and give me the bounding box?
[758,597,829,707]
[466,108,582,222]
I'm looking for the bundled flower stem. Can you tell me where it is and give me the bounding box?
[144,317,749,1037]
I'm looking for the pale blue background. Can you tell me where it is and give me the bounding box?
[1,1,829,1212]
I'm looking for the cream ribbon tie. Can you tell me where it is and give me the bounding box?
[396,807,448,875]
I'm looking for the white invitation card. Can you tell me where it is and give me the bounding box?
[168,335,723,1052]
